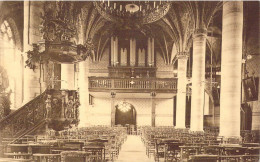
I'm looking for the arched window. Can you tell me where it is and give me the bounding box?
[0,20,23,109]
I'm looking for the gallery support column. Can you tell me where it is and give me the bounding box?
[219,1,243,140]
[175,53,188,128]
[190,29,207,132]
[151,92,156,127]
[111,92,116,126]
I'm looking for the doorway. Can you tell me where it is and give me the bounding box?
[115,102,136,126]
[115,102,137,134]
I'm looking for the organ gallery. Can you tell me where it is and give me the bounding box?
[0,1,259,162]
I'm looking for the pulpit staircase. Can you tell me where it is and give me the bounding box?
[0,89,80,156]
[0,90,48,155]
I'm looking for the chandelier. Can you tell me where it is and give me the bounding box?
[118,101,131,112]
[26,2,89,70]
[94,1,171,25]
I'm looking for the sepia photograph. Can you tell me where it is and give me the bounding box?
[0,0,259,161]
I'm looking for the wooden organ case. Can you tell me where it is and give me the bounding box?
[109,30,156,78]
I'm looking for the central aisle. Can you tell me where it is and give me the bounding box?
[116,135,154,162]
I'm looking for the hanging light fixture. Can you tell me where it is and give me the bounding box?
[94,1,171,25]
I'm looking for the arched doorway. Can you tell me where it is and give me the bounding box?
[115,102,136,127]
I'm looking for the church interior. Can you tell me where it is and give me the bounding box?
[0,1,259,162]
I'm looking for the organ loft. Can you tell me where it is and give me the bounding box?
[0,1,259,162]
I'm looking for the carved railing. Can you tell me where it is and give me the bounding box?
[0,89,80,139]
[0,90,47,139]
[89,77,177,92]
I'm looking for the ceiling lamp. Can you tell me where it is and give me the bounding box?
[125,4,139,13]
[25,2,89,70]
[118,101,131,112]
[94,1,170,25]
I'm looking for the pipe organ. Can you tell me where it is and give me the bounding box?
[138,48,146,67]
[110,36,119,67]
[109,36,156,78]
[130,38,136,66]
[147,37,155,67]
[110,36,155,67]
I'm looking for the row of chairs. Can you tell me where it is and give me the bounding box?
[2,126,128,162]
[141,126,260,162]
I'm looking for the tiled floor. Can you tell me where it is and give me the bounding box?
[116,135,154,162]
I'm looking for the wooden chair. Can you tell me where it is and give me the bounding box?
[33,153,61,162]
[130,125,137,135]
[146,141,156,159]
[219,155,242,162]
[242,155,260,162]
[60,151,89,162]
[190,154,219,162]
[154,142,165,162]
[63,142,84,151]
[0,158,35,162]
[83,144,104,162]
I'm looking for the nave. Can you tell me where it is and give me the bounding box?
[116,135,152,162]
[0,125,259,162]
[0,0,259,162]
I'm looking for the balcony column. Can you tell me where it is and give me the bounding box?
[219,1,243,141]
[23,1,44,103]
[175,53,188,128]
[190,29,207,132]
[151,92,156,127]
[111,92,116,126]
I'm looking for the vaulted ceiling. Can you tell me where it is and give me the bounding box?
[74,1,224,64]
[0,1,258,68]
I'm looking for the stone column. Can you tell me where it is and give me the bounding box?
[175,53,188,128]
[111,92,116,126]
[23,1,44,103]
[219,1,243,139]
[111,37,114,66]
[78,60,89,127]
[61,64,75,90]
[151,92,156,127]
[190,29,207,132]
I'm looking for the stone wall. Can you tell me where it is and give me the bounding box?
[246,56,260,130]
[88,97,174,126]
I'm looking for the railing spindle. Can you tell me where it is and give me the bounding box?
[89,77,177,92]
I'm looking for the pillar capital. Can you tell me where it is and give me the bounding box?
[176,52,189,60]
[111,91,116,98]
[193,28,207,38]
[150,91,156,97]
